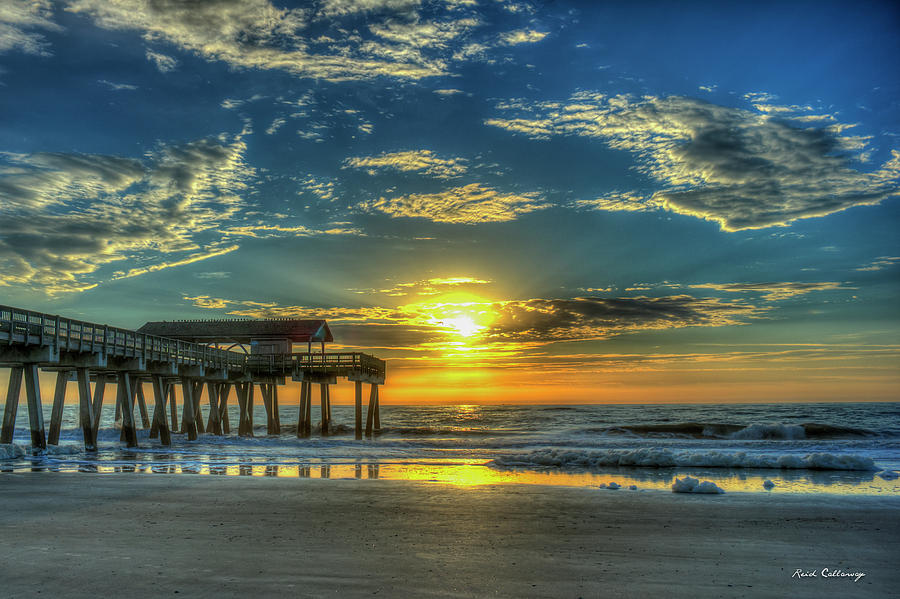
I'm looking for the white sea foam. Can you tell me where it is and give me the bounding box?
[0,443,26,460]
[672,476,725,494]
[489,448,879,471]
[727,423,806,440]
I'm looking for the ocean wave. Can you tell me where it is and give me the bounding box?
[580,422,880,440]
[0,443,26,460]
[489,448,879,471]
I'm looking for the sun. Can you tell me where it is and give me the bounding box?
[443,315,481,338]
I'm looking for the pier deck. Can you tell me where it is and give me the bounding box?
[0,305,385,451]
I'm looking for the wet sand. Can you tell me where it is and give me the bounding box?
[0,474,897,598]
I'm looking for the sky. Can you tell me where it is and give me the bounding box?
[1,0,898,404]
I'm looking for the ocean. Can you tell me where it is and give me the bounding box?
[2,402,899,494]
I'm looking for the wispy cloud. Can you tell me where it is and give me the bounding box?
[0,0,60,56]
[112,245,239,280]
[487,93,900,231]
[64,0,541,82]
[0,134,254,294]
[498,29,548,45]
[350,276,491,297]
[576,191,658,213]
[344,149,468,179]
[98,79,138,91]
[145,49,177,72]
[689,281,852,301]
[365,182,549,223]
[855,256,900,272]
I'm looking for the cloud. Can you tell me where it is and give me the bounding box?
[343,149,468,179]
[855,256,900,272]
[365,182,549,224]
[223,223,363,238]
[486,296,765,342]
[0,134,254,294]
[317,0,420,17]
[183,292,766,359]
[487,93,900,231]
[498,29,548,45]
[350,276,491,297]
[145,49,177,72]
[265,117,286,135]
[64,0,538,82]
[576,191,659,213]
[689,281,852,301]
[113,245,239,280]
[98,79,138,91]
[434,88,463,96]
[0,0,60,56]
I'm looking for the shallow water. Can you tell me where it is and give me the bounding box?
[2,402,899,495]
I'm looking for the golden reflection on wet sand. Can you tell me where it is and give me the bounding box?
[10,461,897,495]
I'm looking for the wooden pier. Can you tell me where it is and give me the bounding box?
[0,305,385,451]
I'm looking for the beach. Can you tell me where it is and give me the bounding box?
[1,474,897,598]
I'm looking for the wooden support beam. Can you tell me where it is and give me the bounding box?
[1,366,24,444]
[116,372,138,448]
[76,368,96,452]
[136,382,151,429]
[181,378,198,441]
[91,375,106,447]
[261,383,274,435]
[374,384,381,432]
[236,382,253,437]
[47,370,70,445]
[247,382,255,434]
[150,375,171,446]
[120,376,139,443]
[218,383,231,434]
[320,383,330,437]
[205,381,222,435]
[355,381,362,440]
[272,384,281,435]
[192,380,205,435]
[297,380,309,439]
[305,381,312,437]
[167,381,178,432]
[23,364,46,450]
[365,383,377,438]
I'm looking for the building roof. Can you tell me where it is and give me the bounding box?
[137,319,333,343]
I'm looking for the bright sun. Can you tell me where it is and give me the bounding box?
[443,315,481,338]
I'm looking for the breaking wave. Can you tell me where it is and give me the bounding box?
[584,422,880,440]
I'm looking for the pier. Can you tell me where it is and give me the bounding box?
[0,304,385,451]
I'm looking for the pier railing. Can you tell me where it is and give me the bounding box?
[248,352,386,378]
[0,305,386,379]
[0,305,247,370]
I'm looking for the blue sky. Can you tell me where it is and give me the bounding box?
[1,0,898,402]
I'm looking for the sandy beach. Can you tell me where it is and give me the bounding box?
[0,474,897,598]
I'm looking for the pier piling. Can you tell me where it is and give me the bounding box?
[24,364,47,450]
[47,370,69,445]
[1,366,23,444]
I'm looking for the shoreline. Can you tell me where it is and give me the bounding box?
[1,473,898,598]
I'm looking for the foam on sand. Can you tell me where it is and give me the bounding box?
[672,476,725,494]
[489,448,879,471]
